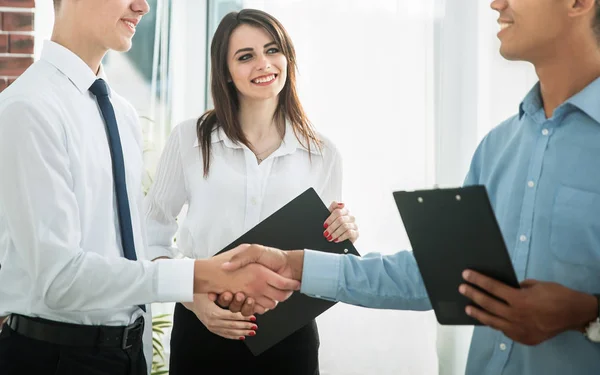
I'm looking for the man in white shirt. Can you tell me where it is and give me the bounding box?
[0,1,299,374]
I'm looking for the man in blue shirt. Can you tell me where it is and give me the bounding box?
[218,0,600,373]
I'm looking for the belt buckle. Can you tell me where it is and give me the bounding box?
[121,318,143,350]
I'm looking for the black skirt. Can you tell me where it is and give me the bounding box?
[169,303,320,375]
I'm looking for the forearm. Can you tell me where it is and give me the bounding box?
[301,250,432,311]
[45,255,194,310]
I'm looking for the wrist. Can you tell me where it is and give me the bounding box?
[574,293,598,332]
[193,259,223,294]
[286,250,305,280]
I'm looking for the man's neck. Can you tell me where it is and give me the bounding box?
[51,21,107,75]
[535,40,600,118]
[238,97,281,144]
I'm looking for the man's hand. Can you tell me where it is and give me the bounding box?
[193,244,301,311]
[221,244,304,280]
[211,292,266,317]
[208,244,305,315]
[459,270,598,346]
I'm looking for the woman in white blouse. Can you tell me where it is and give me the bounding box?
[144,9,358,375]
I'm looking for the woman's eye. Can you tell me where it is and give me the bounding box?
[266,48,280,54]
[238,54,252,61]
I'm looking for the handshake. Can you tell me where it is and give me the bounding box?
[192,244,306,316]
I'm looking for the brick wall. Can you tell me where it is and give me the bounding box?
[0,0,35,93]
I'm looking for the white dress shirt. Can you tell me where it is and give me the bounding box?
[144,118,342,260]
[0,41,194,327]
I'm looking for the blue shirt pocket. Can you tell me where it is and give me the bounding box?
[550,185,600,292]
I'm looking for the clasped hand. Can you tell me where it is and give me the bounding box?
[208,201,357,315]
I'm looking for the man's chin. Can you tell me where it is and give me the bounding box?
[499,46,524,62]
[110,39,133,53]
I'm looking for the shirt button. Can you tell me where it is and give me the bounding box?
[520,235,527,242]
[527,181,535,188]
[541,129,549,136]
[499,343,507,351]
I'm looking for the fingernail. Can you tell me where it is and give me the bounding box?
[250,317,256,322]
[237,295,244,302]
[224,295,231,302]
[459,285,466,294]
[239,336,245,341]
[249,331,256,336]
[251,325,258,331]
[463,271,471,280]
[338,203,344,206]
[323,223,329,229]
[327,235,333,241]
[324,231,329,237]
[465,307,472,316]
[334,238,339,243]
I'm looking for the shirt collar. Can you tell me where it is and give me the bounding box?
[519,82,542,120]
[194,121,321,155]
[563,76,600,124]
[41,40,110,96]
[276,122,321,156]
[519,77,600,124]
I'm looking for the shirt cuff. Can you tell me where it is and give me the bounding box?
[154,258,195,303]
[146,246,175,261]
[300,249,341,300]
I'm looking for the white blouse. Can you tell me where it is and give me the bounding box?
[144,118,343,260]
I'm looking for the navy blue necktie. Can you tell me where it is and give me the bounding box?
[90,79,145,312]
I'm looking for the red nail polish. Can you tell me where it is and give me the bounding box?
[327,235,333,241]
[323,223,329,229]
[239,336,245,341]
[250,317,256,322]
[249,331,256,336]
[251,325,258,330]
[324,231,329,237]
[334,238,339,243]
[338,203,344,206]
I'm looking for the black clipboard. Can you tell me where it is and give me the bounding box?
[215,188,360,355]
[393,185,519,325]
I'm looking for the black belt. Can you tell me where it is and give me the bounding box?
[4,314,144,350]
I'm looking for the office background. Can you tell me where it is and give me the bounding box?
[0,0,538,373]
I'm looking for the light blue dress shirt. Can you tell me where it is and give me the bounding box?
[301,78,600,374]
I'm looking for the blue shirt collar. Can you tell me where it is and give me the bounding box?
[519,77,600,124]
[519,82,542,120]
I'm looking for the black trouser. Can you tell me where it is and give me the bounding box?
[169,303,320,375]
[0,315,147,375]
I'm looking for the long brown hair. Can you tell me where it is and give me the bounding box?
[197,8,320,176]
